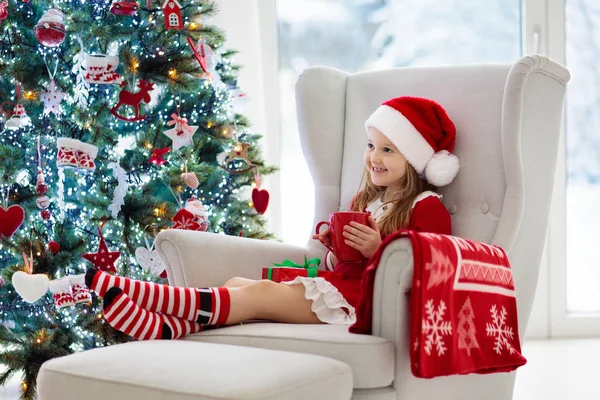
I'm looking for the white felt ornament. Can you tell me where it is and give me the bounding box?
[135,237,166,276]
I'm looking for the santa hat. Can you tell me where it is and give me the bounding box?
[365,96,459,187]
[185,197,207,218]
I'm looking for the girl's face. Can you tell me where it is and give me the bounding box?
[364,127,407,187]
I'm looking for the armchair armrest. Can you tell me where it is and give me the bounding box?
[155,230,325,288]
[370,237,414,388]
[371,237,516,397]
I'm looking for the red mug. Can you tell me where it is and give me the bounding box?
[315,211,371,262]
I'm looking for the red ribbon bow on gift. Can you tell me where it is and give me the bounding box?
[149,147,170,166]
[168,113,194,136]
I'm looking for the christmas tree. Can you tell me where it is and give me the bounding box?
[0,0,275,398]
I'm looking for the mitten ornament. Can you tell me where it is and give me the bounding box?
[56,137,81,168]
[82,225,121,274]
[85,54,123,85]
[56,138,98,172]
[69,274,91,304]
[34,9,66,47]
[49,277,75,308]
[78,141,99,172]
[111,80,155,121]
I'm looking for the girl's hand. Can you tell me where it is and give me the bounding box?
[343,216,381,259]
[312,227,332,249]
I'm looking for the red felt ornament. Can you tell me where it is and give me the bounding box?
[0,205,25,238]
[251,172,269,215]
[149,147,170,166]
[187,37,208,73]
[34,9,66,47]
[0,0,8,23]
[47,241,60,254]
[82,223,121,274]
[110,80,155,122]
[110,1,139,16]
[171,209,201,231]
[162,0,183,30]
[40,209,51,220]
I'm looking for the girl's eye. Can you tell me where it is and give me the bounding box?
[367,143,374,149]
[384,147,393,153]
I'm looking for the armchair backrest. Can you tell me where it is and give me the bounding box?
[296,55,569,334]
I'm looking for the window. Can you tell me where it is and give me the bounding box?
[276,0,522,246]
[169,13,179,27]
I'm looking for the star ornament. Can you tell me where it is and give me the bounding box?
[162,113,198,151]
[41,80,66,115]
[82,227,120,274]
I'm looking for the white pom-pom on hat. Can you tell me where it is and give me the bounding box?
[425,150,460,187]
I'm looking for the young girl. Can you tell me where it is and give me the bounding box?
[85,96,460,340]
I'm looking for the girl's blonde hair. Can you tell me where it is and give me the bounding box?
[351,161,436,237]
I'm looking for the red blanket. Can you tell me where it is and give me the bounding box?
[350,230,527,378]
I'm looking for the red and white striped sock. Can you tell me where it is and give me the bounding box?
[86,268,231,325]
[103,287,207,340]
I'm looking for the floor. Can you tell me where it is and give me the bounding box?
[0,338,598,399]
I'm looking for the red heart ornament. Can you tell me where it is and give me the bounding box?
[252,188,269,215]
[0,205,25,238]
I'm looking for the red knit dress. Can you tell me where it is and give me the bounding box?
[283,191,452,325]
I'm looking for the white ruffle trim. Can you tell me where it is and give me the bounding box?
[281,277,356,325]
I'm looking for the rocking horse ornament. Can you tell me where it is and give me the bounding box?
[110,79,155,122]
[217,142,255,174]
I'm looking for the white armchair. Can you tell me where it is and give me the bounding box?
[155,55,569,400]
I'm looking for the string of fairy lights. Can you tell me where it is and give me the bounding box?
[0,0,262,344]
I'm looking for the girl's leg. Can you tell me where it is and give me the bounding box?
[226,280,321,324]
[102,287,207,340]
[223,277,256,288]
[86,268,230,323]
[102,280,321,339]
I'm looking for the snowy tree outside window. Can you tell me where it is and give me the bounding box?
[277,0,521,246]
[565,0,600,313]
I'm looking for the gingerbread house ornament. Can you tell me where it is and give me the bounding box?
[162,0,183,30]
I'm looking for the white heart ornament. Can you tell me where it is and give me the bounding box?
[12,271,50,303]
[135,247,165,276]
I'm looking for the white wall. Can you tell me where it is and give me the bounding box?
[208,0,282,238]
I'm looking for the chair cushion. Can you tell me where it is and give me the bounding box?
[37,341,353,400]
[184,323,394,389]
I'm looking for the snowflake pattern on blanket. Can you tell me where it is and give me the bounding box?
[409,232,527,378]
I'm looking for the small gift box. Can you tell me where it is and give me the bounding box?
[262,256,343,282]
